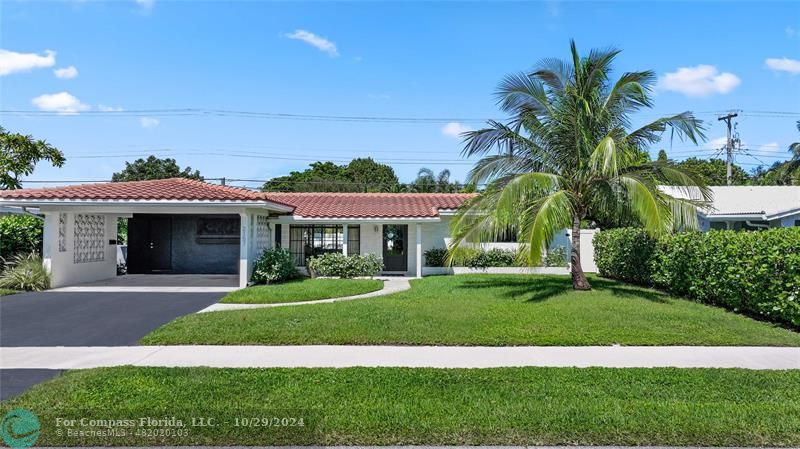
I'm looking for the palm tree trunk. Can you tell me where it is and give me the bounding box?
[570,214,591,290]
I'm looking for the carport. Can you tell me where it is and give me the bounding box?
[0,178,293,288]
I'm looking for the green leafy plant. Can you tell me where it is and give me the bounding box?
[593,228,657,285]
[464,248,517,269]
[0,214,43,265]
[594,227,800,327]
[544,246,568,267]
[0,252,50,291]
[251,248,297,284]
[423,248,448,267]
[306,253,383,278]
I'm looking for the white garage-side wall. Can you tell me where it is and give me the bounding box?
[43,211,119,288]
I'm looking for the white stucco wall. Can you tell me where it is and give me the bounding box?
[43,212,119,288]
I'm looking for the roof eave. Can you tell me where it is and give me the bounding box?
[0,198,295,212]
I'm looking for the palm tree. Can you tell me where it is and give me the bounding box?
[411,168,462,192]
[449,41,711,290]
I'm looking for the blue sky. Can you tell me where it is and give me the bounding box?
[1,0,799,188]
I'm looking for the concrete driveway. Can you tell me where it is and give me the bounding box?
[0,288,224,400]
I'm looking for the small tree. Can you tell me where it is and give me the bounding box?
[0,126,65,190]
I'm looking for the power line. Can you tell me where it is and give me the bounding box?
[3,107,799,122]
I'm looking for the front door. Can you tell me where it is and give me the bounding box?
[382,224,408,272]
[128,215,173,273]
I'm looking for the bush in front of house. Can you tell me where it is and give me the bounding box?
[593,227,800,327]
[251,248,297,284]
[306,253,383,278]
[544,246,568,267]
[428,247,564,268]
[464,248,517,269]
[593,228,657,285]
[0,253,50,291]
[0,215,43,266]
[423,248,447,267]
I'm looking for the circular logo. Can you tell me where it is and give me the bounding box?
[1,409,40,448]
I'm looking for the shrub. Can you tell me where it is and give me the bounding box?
[0,215,43,265]
[424,248,447,267]
[0,253,50,291]
[307,253,383,278]
[251,248,297,284]
[593,228,657,285]
[544,246,568,267]
[593,227,800,327]
[464,248,517,269]
[652,229,800,327]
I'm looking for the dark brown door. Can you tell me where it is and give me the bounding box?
[127,215,172,273]
[382,224,407,272]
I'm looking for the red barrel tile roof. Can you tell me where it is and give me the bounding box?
[0,178,475,218]
[0,178,265,201]
[263,192,475,218]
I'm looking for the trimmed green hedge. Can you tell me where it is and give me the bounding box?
[594,227,800,327]
[307,253,383,278]
[593,228,657,285]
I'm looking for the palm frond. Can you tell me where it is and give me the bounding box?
[589,135,619,177]
[603,71,655,113]
[496,72,551,116]
[517,190,573,266]
[627,112,706,147]
[617,174,666,235]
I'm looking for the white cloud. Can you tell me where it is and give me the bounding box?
[765,57,800,74]
[758,142,780,153]
[657,65,741,97]
[284,29,339,57]
[140,117,160,128]
[31,91,90,114]
[135,0,155,11]
[0,49,56,76]
[98,104,124,112]
[704,136,729,150]
[787,26,797,38]
[441,122,473,138]
[54,65,78,79]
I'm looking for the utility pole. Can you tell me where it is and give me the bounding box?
[718,112,738,186]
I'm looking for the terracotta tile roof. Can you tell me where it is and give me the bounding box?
[262,192,475,218]
[0,178,475,217]
[0,178,266,202]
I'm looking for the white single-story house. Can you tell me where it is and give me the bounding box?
[0,178,484,288]
[663,186,800,231]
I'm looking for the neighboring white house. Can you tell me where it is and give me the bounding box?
[662,186,800,231]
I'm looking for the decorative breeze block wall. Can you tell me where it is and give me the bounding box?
[73,214,105,263]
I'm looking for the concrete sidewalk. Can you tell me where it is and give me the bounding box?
[200,277,411,312]
[2,345,798,370]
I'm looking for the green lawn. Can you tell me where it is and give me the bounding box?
[221,278,384,304]
[3,366,799,446]
[143,274,800,346]
[0,288,17,296]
